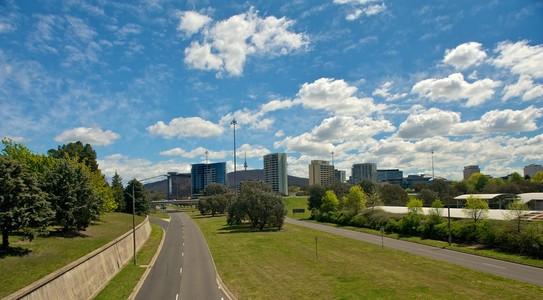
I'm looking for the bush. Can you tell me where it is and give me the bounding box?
[350,213,368,227]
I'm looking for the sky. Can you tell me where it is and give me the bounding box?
[1,0,542,184]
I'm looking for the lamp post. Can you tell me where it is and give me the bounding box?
[231,118,238,195]
[131,174,168,266]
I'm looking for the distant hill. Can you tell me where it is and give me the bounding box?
[226,169,308,188]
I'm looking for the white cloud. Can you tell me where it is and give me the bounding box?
[147,117,224,139]
[54,127,120,146]
[397,108,461,139]
[477,106,542,133]
[160,146,228,160]
[177,11,212,37]
[334,0,387,21]
[491,40,543,78]
[443,42,487,70]
[297,78,388,116]
[183,7,309,76]
[503,75,543,101]
[372,81,407,101]
[411,73,501,107]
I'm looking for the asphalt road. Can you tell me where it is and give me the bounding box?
[135,212,227,300]
[285,217,543,287]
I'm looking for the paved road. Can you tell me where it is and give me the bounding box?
[285,218,543,287]
[135,212,227,300]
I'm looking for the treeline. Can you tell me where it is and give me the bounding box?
[0,139,148,250]
[307,182,543,259]
[197,181,286,231]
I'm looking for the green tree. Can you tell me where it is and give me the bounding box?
[48,141,99,172]
[462,195,489,223]
[418,189,438,206]
[343,185,366,214]
[199,183,231,216]
[321,190,339,213]
[428,199,444,223]
[366,188,383,210]
[380,184,409,206]
[42,159,100,232]
[203,182,228,196]
[468,173,489,192]
[508,172,524,183]
[124,179,149,215]
[506,199,529,233]
[2,138,55,179]
[226,181,285,230]
[307,185,326,211]
[0,156,54,249]
[531,171,543,182]
[111,172,125,212]
[406,198,424,215]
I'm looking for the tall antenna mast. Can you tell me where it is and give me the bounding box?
[243,150,247,171]
[205,150,209,165]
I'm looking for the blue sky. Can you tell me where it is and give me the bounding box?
[1,0,542,183]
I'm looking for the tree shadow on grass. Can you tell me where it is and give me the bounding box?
[0,246,31,258]
[191,214,227,220]
[47,229,89,238]
[217,223,282,234]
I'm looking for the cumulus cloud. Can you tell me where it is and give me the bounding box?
[160,146,228,159]
[54,127,120,146]
[177,11,212,37]
[372,81,407,101]
[397,108,461,139]
[147,117,224,138]
[503,75,543,101]
[491,40,543,78]
[297,78,388,116]
[443,42,487,70]
[477,106,542,133]
[411,73,501,107]
[182,8,309,76]
[219,98,296,131]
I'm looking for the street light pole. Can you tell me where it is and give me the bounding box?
[231,118,238,195]
[131,182,137,266]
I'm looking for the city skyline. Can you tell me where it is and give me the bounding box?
[1,1,542,182]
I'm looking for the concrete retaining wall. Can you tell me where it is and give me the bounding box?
[5,217,152,300]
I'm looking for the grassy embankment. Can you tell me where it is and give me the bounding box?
[193,209,542,299]
[283,196,543,268]
[0,212,146,298]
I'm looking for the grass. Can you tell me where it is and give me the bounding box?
[193,213,543,299]
[283,196,543,268]
[0,212,145,298]
[94,223,164,300]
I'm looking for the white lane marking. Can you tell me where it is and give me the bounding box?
[180,267,183,274]
[182,252,184,257]
[176,294,179,300]
[482,262,506,269]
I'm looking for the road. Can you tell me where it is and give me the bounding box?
[135,212,227,300]
[285,218,543,287]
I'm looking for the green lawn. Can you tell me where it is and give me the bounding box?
[193,213,543,299]
[0,212,145,298]
[283,196,311,219]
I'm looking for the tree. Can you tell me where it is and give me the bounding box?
[462,195,489,223]
[343,185,366,214]
[111,172,125,212]
[531,171,543,183]
[358,180,377,194]
[307,185,326,211]
[48,141,99,172]
[203,183,228,196]
[124,179,150,215]
[84,164,116,213]
[417,189,438,206]
[321,190,339,213]
[42,159,101,232]
[428,199,444,223]
[198,184,231,216]
[468,173,489,192]
[379,184,409,206]
[406,198,423,215]
[0,157,54,249]
[508,172,524,183]
[506,199,529,233]
[366,188,383,210]
[226,181,286,230]
[2,138,55,180]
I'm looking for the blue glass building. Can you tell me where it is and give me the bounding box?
[191,162,227,197]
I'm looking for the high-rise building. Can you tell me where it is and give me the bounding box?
[335,170,346,183]
[309,160,335,186]
[377,169,403,183]
[263,153,288,195]
[524,164,543,178]
[351,163,377,183]
[463,165,480,180]
[191,162,226,196]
